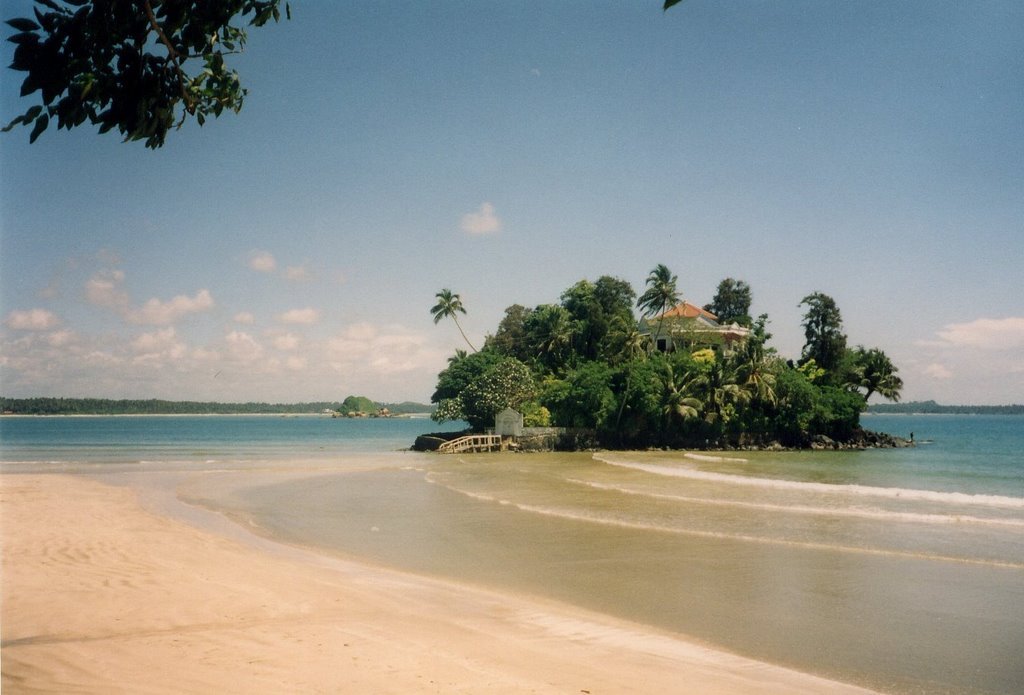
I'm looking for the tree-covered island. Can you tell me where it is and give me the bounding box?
[430,267,906,450]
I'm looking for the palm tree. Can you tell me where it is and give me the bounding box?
[431,289,477,352]
[852,347,903,403]
[636,264,680,351]
[612,319,651,432]
[730,338,777,407]
[662,363,702,425]
[685,360,749,426]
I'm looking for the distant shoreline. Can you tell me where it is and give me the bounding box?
[0,396,435,417]
[866,401,1023,416]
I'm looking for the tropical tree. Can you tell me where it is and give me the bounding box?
[684,359,749,428]
[523,304,575,373]
[3,0,288,148]
[431,289,477,352]
[704,278,753,326]
[636,264,680,349]
[851,347,903,403]
[447,349,468,365]
[457,358,536,430]
[662,363,702,425]
[487,304,533,362]
[799,292,847,374]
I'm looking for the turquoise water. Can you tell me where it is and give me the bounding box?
[2,413,1022,694]
[0,414,463,466]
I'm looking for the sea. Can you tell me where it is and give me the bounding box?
[1,413,1022,695]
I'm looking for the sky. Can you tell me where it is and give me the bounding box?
[1,1,1022,405]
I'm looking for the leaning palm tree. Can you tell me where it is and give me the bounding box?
[852,347,903,403]
[431,289,477,352]
[636,264,680,350]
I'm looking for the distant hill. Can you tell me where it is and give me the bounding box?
[0,397,434,416]
[867,400,1023,415]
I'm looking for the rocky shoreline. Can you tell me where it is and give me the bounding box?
[413,427,914,453]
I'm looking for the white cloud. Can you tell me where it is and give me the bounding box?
[46,329,76,347]
[225,330,264,362]
[130,327,186,365]
[129,289,214,325]
[279,307,321,325]
[325,322,443,376]
[84,269,213,326]
[234,311,255,324]
[5,308,59,330]
[248,250,277,273]
[935,317,1024,350]
[923,363,953,380]
[273,333,301,351]
[285,355,307,371]
[85,269,129,309]
[460,202,502,235]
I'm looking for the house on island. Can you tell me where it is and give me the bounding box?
[640,302,750,354]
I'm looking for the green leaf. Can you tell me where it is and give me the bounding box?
[664,0,686,9]
[6,17,39,32]
[28,112,49,143]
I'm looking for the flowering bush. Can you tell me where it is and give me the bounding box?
[457,358,536,430]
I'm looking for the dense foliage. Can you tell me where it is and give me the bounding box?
[431,268,904,448]
[3,0,287,147]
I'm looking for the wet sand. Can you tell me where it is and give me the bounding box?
[1,474,879,694]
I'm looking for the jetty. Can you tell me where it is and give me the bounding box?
[436,434,504,454]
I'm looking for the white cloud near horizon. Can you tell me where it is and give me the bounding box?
[233,311,255,324]
[5,308,60,331]
[84,269,214,325]
[0,317,451,402]
[895,318,1024,404]
[460,202,501,235]
[225,330,264,362]
[279,307,321,325]
[923,363,953,380]
[131,327,186,365]
[935,317,1024,350]
[248,250,277,273]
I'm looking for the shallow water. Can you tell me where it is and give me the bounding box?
[202,450,1023,695]
[3,414,1023,694]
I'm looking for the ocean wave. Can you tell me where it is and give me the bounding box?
[594,454,1024,510]
[507,501,1024,569]
[567,479,1024,529]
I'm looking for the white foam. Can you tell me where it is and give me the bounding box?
[508,501,1024,570]
[594,454,1024,510]
[569,479,1024,529]
[683,452,749,463]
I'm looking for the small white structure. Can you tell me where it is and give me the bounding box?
[495,408,524,437]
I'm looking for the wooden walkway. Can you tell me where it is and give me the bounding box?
[436,434,503,454]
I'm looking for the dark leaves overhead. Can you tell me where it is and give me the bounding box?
[2,0,288,148]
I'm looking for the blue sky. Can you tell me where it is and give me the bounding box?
[2,1,1022,404]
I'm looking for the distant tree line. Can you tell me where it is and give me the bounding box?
[429,269,904,449]
[0,397,433,416]
[867,401,1023,415]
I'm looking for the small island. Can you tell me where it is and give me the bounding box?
[427,270,909,451]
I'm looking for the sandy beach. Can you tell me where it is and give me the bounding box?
[1,474,879,694]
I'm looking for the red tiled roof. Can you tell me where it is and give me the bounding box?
[657,302,719,321]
